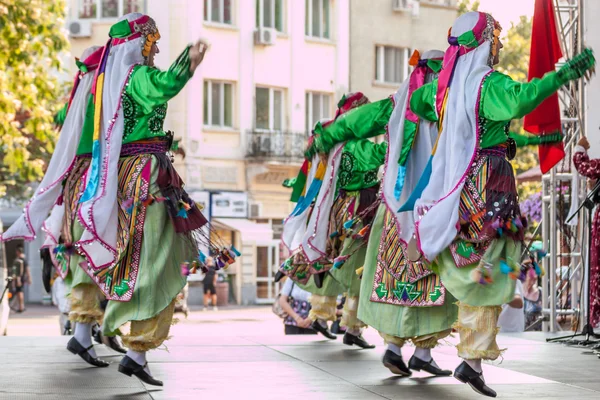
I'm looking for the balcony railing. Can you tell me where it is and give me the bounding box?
[246,130,307,164]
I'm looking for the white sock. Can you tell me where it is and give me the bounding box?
[413,347,432,362]
[466,358,482,373]
[127,349,151,374]
[387,343,403,356]
[74,322,96,358]
[347,327,361,336]
[317,319,328,328]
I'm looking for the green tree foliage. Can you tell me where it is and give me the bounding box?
[0,0,69,202]
[457,0,480,14]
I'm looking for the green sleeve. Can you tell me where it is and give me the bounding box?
[313,98,393,154]
[509,131,563,147]
[54,103,68,127]
[481,71,563,122]
[126,46,193,113]
[352,140,387,169]
[409,80,438,122]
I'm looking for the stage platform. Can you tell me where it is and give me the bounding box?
[1,307,599,399]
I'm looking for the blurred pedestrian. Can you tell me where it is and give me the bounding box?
[203,258,218,311]
[9,246,30,313]
[278,278,317,335]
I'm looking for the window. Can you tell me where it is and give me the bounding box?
[305,0,330,39]
[421,0,454,6]
[79,0,145,19]
[375,46,410,84]
[255,87,284,131]
[256,0,284,32]
[204,81,234,128]
[204,0,233,24]
[305,92,332,133]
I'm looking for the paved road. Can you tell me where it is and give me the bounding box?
[1,305,600,399]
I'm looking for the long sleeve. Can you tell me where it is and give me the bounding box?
[353,140,387,169]
[54,103,68,127]
[127,46,194,114]
[481,71,563,122]
[574,147,600,179]
[509,131,563,148]
[313,98,394,154]
[409,80,438,122]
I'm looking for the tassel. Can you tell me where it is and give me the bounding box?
[142,195,155,207]
[343,219,355,230]
[496,228,503,237]
[56,195,63,206]
[329,231,339,239]
[230,246,241,257]
[177,208,188,219]
[471,267,483,284]
[198,251,207,263]
[216,257,225,270]
[355,266,364,277]
[500,260,512,275]
[533,261,542,276]
[357,225,370,237]
[333,256,348,269]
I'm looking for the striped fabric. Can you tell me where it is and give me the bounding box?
[94,154,153,301]
[370,209,446,307]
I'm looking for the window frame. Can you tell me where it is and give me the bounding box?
[375,45,410,85]
[305,0,330,39]
[78,0,146,20]
[305,92,332,134]
[255,87,285,132]
[256,0,284,32]
[204,80,235,129]
[204,0,233,25]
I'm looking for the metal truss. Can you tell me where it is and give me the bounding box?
[539,0,587,332]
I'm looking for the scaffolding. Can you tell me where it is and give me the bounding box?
[539,0,587,332]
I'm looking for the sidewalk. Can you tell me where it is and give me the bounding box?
[1,306,600,399]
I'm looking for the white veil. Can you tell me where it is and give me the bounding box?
[76,13,146,270]
[414,12,495,261]
[2,47,101,243]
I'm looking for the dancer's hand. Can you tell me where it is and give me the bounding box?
[190,39,209,73]
[578,136,590,150]
[557,48,596,83]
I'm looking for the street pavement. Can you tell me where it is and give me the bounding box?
[1,305,600,399]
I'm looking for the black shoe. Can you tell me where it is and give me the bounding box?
[118,355,163,387]
[102,334,127,354]
[343,332,376,349]
[274,270,285,283]
[311,321,337,340]
[66,337,109,367]
[408,355,452,376]
[382,350,412,377]
[314,273,326,288]
[454,361,497,398]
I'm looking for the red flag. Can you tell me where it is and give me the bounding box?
[524,0,564,173]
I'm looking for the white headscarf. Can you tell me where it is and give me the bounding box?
[76,13,149,270]
[40,46,102,271]
[414,12,496,261]
[2,46,102,244]
[382,50,444,246]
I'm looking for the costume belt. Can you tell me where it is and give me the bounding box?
[76,137,170,158]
